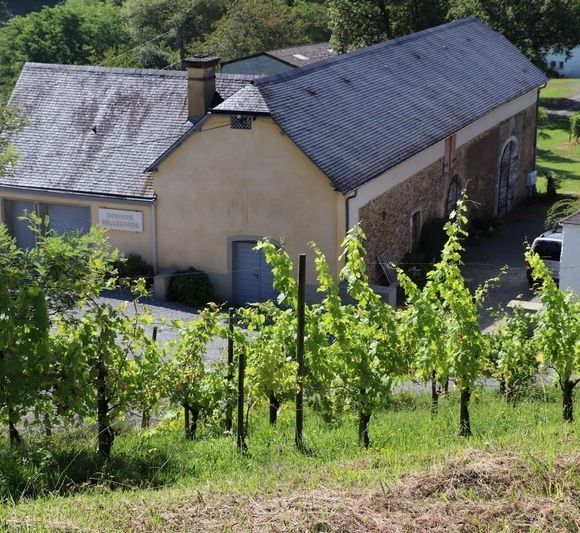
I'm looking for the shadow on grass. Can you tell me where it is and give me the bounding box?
[0,438,182,503]
[540,96,580,110]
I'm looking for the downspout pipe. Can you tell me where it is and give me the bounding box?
[345,189,358,233]
[151,200,158,274]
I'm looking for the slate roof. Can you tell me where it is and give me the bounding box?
[4,63,258,199]
[213,85,269,115]
[265,42,334,67]
[221,42,334,69]
[253,17,547,193]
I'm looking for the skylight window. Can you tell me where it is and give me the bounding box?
[293,54,309,61]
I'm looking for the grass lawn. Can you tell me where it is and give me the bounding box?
[1,389,578,531]
[537,79,580,195]
[537,119,580,195]
[539,78,580,107]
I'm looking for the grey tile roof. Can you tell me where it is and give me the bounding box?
[212,85,269,115]
[255,18,548,193]
[266,42,334,67]
[4,63,258,199]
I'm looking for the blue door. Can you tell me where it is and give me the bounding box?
[232,241,276,305]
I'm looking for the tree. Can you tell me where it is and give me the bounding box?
[0,277,50,444]
[328,0,447,52]
[121,0,227,67]
[399,196,492,436]
[487,305,538,404]
[291,0,331,43]
[164,306,223,439]
[0,104,26,172]
[314,227,401,447]
[448,0,580,68]
[196,0,306,61]
[0,214,121,315]
[0,0,130,99]
[525,248,580,423]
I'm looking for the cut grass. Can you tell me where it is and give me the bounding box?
[537,79,580,195]
[0,389,578,531]
[537,119,580,195]
[539,78,580,108]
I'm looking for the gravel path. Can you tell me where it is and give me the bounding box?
[97,291,226,362]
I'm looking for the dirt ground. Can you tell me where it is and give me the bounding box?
[99,449,580,532]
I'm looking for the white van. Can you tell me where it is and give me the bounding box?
[527,230,563,286]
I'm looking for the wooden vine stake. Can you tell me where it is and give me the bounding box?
[236,320,247,453]
[295,253,306,449]
[225,307,234,433]
[141,325,158,430]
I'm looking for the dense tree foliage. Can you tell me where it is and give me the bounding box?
[0,0,130,99]
[526,248,580,422]
[0,0,577,100]
[328,0,448,52]
[195,0,308,61]
[448,0,580,67]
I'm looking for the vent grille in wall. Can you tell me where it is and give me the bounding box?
[230,116,252,130]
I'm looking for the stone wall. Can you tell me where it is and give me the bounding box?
[456,103,537,219]
[360,158,445,283]
[359,103,537,283]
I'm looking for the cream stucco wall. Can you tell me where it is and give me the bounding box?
[153,115,343,302]
[0,190,155,265]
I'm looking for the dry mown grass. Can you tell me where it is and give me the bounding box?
[8,449,580,532]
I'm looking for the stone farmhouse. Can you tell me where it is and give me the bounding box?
[0,17,547,304]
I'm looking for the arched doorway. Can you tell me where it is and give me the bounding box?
[497,138,519,216]
[445,175,462,219]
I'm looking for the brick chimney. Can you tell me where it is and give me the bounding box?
[183,55,220,119]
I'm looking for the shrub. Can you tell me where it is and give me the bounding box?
[167,267,214,306]
[544,170,561,199]
[569,112,580,143]
[545,198,580,230]
[118,254,153,279]
[115,254,154,288]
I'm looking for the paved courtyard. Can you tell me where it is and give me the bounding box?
[462,200,550,328]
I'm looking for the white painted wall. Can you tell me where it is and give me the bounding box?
[560,222,580,295]
[545,47,580,78]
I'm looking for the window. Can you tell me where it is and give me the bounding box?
[445,175,462,218]
[410,210,421,251]
[533,241,561,261]
[550,60,556,68]
[230,116,252,129]
[559,61,565,69]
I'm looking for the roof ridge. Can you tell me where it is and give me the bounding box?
[255,17,479,88]
[265,41,331,55]
[23,62,186,78]
[23,62,264,82]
